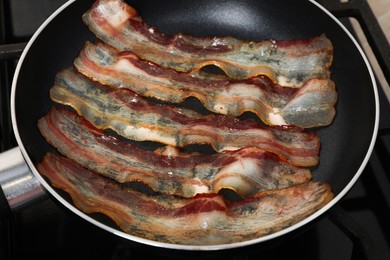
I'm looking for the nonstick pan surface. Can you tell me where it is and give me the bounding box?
[11,0,378,250]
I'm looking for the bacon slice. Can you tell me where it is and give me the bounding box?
[37,153,333,245]
[37,108,312,198]
[50,68,320,167]
[82,0,333,87]
[74,41,337,128]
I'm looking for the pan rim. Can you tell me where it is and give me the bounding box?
[10,0,379,251]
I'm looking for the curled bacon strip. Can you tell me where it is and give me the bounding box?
[82,0,333,87]
[50,68,320,167]
[37,108,312,198]
[74,41,337,128]
[37,153,333,245]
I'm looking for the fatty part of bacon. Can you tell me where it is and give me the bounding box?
[50,68,320,167]
[37,153,334,245]
[82,0,333,87]
[37,108,312,198]
[75,41,338,128]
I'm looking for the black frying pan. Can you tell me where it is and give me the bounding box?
[2,0,379,250]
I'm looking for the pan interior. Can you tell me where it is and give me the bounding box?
[12,0,377,248]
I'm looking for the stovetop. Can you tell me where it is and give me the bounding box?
[1,0,389,259]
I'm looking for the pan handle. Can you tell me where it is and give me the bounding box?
[0,147,46,212]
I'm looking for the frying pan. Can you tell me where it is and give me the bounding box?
[0,0,379,251]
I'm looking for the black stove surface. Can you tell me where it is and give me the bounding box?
[1,0,389,259]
